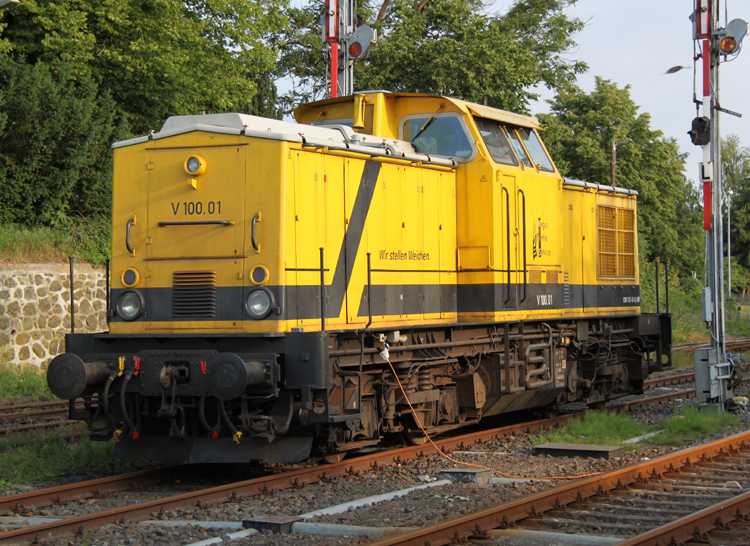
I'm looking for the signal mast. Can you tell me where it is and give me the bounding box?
[692,0,747,413]
[324,0,376,97]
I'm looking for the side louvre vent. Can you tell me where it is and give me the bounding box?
[172,271,217,318]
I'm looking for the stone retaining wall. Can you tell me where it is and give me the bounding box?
[0,263,107,367]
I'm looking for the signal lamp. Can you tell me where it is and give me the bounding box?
[184,155,207,175]
[349,42,363,57]
[121,268,140,288]
[345,25,376,61]
[721,36,737,53]
[719,19,748,55]
[688,116,710,146]
[250,265,269,286]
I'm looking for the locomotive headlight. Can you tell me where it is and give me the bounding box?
[184,155,206,175]
[245,288,274,319]
[116,289,144,321]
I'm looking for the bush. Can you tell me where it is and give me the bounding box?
[0,363,53,401]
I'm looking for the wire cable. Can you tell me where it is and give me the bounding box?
[385,357,602,481]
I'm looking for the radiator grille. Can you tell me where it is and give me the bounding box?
[172,271,217,318]
[597,206,635,279]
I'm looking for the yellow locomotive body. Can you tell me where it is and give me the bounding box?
[48,93,670,463]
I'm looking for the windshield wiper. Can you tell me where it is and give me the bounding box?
[410,105,444,144]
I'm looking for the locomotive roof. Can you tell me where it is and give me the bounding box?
[293,92,542,130]
[110,112,455,166]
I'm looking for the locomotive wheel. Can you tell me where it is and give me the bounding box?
[320,452,346,464]
[537,404,559,419]
[402,429,429,446]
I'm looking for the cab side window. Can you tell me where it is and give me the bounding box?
[505,127,534,168]
[474,117,517,166]
[517,127,555,172]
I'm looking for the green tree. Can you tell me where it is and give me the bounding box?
[0,59,124,226]
[0,0,287,134]
[537,78,697,273]
[276,0,586,114]
[723,134,750,291]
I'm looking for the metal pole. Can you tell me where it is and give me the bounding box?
[611,140,616,186]
[68,256,75,335]
[365,252,373,330]
[655,261,660,314]
[728,191,733,297]
[105,258,111,326]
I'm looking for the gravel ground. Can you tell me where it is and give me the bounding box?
[11,380,750,546]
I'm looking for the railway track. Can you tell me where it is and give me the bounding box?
[1,373,743,546]
[0,339,747,543]
[366,430,750,546]
[0,401,85,441]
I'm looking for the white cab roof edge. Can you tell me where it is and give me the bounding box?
[110,112,456,166]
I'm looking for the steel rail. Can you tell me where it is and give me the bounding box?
[0,468,170,517]
[365,430,750,546]
[0,421,85,437]
[614,488,750,546]
[0,401,69,417]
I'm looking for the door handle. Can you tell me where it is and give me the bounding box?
[251,213,261,252]
[126,216,136,256]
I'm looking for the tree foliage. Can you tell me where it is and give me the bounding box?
[0,0,286,134]
[723,135,750,285]
[276,0,586,114]
[537,78,700,275]
[0,59,124,225]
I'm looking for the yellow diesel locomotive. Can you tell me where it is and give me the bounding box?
[47,92,671,463]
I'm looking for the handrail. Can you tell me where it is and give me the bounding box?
[518,188,527,304]
[251,213,261,251]
[502,187,511,306]
[319,247,326,332]
[158,220,233,227]
[366,252,373,330]
[125,216,136,256]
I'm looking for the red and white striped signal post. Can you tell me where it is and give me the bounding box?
[324,0,376,98]
[692,0,747,413]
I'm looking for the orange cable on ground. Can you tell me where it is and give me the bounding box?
[386,358,602,481]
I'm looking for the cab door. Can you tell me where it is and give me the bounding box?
[145,144,246,327]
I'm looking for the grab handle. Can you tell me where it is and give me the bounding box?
[126,216,136,256]
[518,188,527,304]
[251,213,261,252]
[502,188,511,305]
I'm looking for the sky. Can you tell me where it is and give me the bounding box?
[492,0,750,182]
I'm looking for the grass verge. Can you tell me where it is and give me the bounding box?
[650,406,739,445]
[0,433,157,487]
[532,411,647,449]
[0,364,54,402]
[0,221,110,267]
[0,224,73,264]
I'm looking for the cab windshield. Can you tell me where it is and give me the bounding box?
[401,114,474,160]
